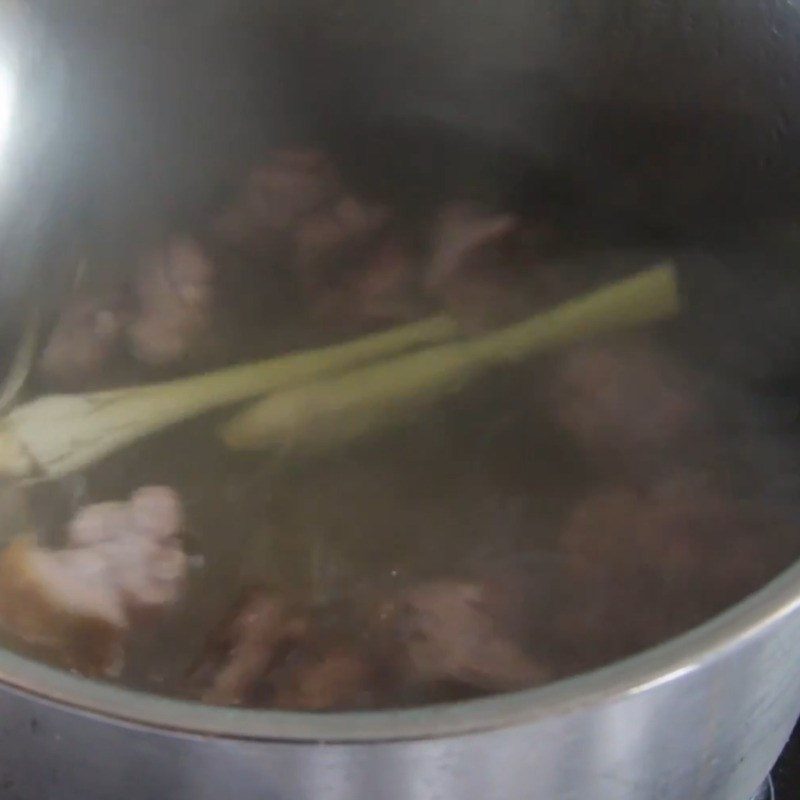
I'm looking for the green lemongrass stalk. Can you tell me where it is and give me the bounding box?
[221,263,680,452]
[0,315,459,479]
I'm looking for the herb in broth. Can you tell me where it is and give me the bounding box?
[0,264,676,481]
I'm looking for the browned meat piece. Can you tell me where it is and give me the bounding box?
[293,195,413,327]
[425,203,553,330]
[550,341,707,473]
[213,149,339,249]
[38,294,127,388]
[560,477,757,586]
[189,589,307,707]
[294,196,389,287]
[0,538,127,676]
[378,579,550,693]
[0,487,187,676]
[272,646,374,711]
[348,237,417,324]
[557,473,779,662]
[127,236,215,366]
[304,236,418,329]
[426,203,518,290]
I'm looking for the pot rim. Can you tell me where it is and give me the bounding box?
[1,559,799,742]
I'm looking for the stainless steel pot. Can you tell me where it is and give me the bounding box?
[2,2,800,798]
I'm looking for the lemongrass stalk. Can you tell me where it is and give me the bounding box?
[0,315,459,479]
[221,263,680,452]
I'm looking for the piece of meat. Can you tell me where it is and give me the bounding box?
[212,149,339,249]
[68,486,187,611]
[557,473,779,663]
[272,645,374,711]
[68,486,187,613]
[0,486,187,676]
[189,589,307,707]
[293,195,404,327]
[129,486,186,541]
[560,477,752,584]
[426,203,518,291]
[69,487,185,548]
[425,203,540,330]
[127,236,215,366]
[550,340,707,474]
[294,196,390,285]
[305,235,418,329]
[39,294,127,388]
[349,237,418,323]
[0,538,126,676]
[378,579,549,693]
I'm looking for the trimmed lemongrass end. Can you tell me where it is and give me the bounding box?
[0,314,459,480]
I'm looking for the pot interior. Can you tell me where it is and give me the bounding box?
[0,0,798,718]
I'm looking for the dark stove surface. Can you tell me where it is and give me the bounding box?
[769,720,800,798]
[752,778,775,800]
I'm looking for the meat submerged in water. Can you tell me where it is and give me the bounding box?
[377,579,550,694]
[68,486,188,611]
[188,589,307,706]
[557,472,780,662]
[214,149,418,328]
[550,340,708,476]
[272,645,375,711]
[0,487,187,676]
[336,235,417,326]
[127,237,215,366]
[189,586,375,711]
[39,294,127,388]
[213,149,340,251]
[426,203,518,289]
[425,203,564,330]
[425,203,521,331]
[188,577,547,710]
[0,539,128,676]
[292,195,403,327]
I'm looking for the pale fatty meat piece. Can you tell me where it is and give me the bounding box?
[213,149,340,248]
[39,294,127,388]
[129,486,186,541]
[0,487,187,676]
[69,486,187,610]
[127,236,215,366]
[381,579,549,692]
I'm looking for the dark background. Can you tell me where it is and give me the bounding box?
[772,721,800,796]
